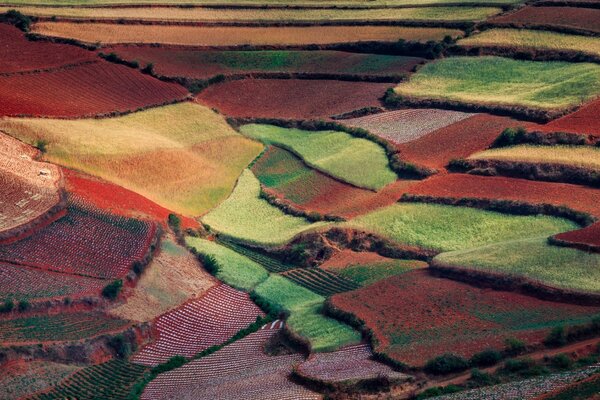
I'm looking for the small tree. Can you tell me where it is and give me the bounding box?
[18,300,30,312]
[0,299,14,313]
[2,10,31,32]
[102,279,123,300]
[141,63,154,75]
[544,326,567,347]
[35,139,48,153]
[470,349,502,367]
[424,354,470,375]
[504,337,526,356]
[168,213,181,233]
[107,334,131,358]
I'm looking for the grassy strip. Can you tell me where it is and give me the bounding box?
[469,145,600,170]
[492,127,597,148]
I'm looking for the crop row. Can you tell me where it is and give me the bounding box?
[217,238,297,273]
[141,321,320,400]
[132,284,264,366]
[0,312,130,343]
[0,201,157,279]
[28,359,148,400]
[282,267,359,297]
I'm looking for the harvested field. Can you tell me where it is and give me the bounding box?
[0,61,188,118]
[458,29,600,58]
[405,174,600,216]
[0,312,131,344]
[185,237,268,291]
[320,249,427,286]
[437,364,600,400]
[197,79,391,120]
[394,56,600,113]
[345,202,576,252]
[489,6,600,34]
[252,146,414,218]
[1,102,262,216]
[201,170,327,246]
[109,239,216,322]
[0,361,81,400]
[395,114,530,169]
[132,284,264,366]
[297,343,410,383]
[64,169,199,229]
[254,274,360,351]
[106,47,423,80]
[9,6,501,22]
[0,262,108,302]
[435,237,600,294]
[0,23,94,74]
[331,270,600,366]
[469,144,600,170]
[536,98,600,136]
[31,22,461,46]
[141,321,320,400]
[281,267,359,296]
[0,201,157,279]
[241,124,397,190]
[28,359,147,400]
[341,108,475,144]
[0,132,63,240]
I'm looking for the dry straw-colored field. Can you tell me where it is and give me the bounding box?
[31,22,462,46]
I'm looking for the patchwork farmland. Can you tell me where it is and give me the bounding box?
[1,1,600,399]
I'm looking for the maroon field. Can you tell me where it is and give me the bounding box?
[490,6,600,34]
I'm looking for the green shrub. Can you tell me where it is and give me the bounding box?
[544,326,567,347]
[424,354,470,375]
[0,300,14,313]
[504,337,526,356]
[502,357,534,373]
[470,349,502,367]
[199,254,219,275]
[168,213,181,233]
[107,334,131,358]
[34,139,48,153]
[2,10,31,32]
[470,368,498,386]
[102,279,123,300]
[550,354,573,369]
[17,300,30,312]
[492,126,527,147]
[142,63,154,75]
[416,385,463,399]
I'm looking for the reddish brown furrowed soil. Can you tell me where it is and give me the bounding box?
[0,24,95,74]
[396,114,532,169]
[490,6,600,34]
[406,173,600,216]
[331,270,600,367]
[64,169,199,229]
[555,222,600,248]
[196,78,391,119]
[534,98,600,136]
[0,61,189,118]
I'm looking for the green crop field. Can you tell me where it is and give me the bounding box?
[186,237,269,291]
[201,169,327,246]
[0,102,262,216]
[336,259,428,286]
[0,361,81,400]
[459,29,600,58]
[469,145,600,170]
[394,56,600,111]
[2,5,502,22]
[241,124,397,190]
[254,274,360,351]
[345,203,578,252]
[435,237,600,294]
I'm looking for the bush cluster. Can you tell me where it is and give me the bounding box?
[1,10,31,32]
[102,279,123,300]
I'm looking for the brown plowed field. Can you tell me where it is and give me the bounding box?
[64,169,199,229]
[406,173,600,216]
[535,98,600,136]
[331,270,600,367]
[0,61,188,118]
[490,6,600,34]
[396,114,532,169]
[0,23,95,74]
[196,79,390,119]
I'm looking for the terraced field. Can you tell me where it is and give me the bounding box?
[241,124,397,190]
[537,98,600,136]
[489,6,600,35]
[0,102,262,215]
[458,29,600,58]
[0,0,525,5]
[0,361,81,400]
[106,48,423,80]
[394,56,600,117]
[32,22,461,46]
[331,270,600,366]
[202,169,326,246]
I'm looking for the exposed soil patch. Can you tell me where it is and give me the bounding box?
[489,6,600,34]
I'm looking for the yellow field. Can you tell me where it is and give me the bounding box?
[5,6,501,22]
[31,22,462,46]
[459,29,600,57]
[469,145,600,170]
[0,102,263,216]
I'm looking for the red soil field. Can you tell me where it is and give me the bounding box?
[535,98,600,136]
[196,79,390,120]
[554,222,600,248]
[64,169,198,229]
[490,6,600,34]
[0,61,189,118]
[132,284,264,366]
[0,24,95,74]
[396,114,532,169]
[320,249,397,271]
[331,270,600,367]
[406,173,600,216]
